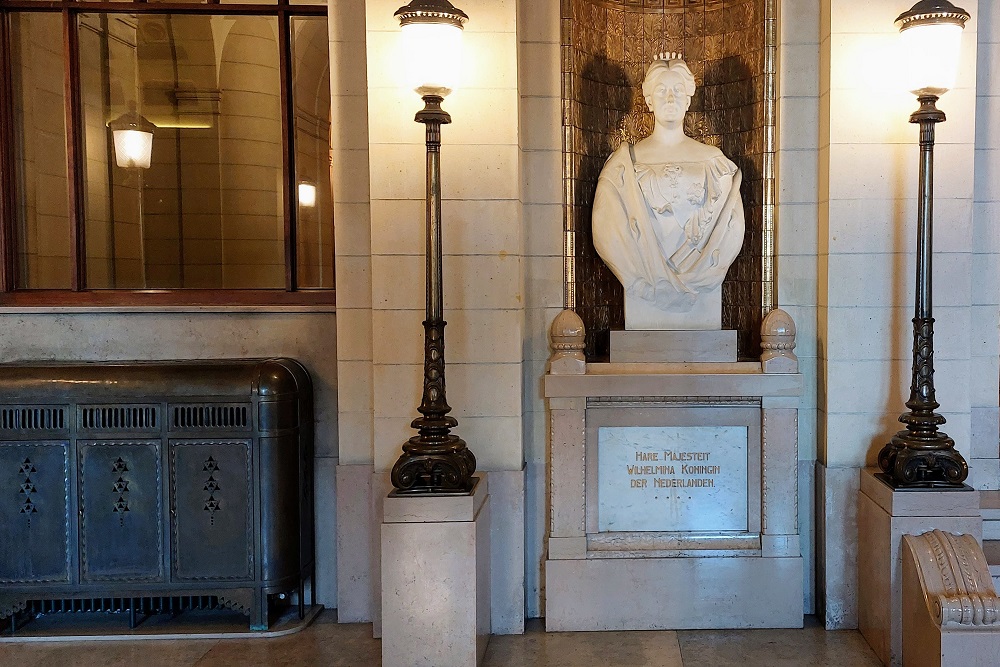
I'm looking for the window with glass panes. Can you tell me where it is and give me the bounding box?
[0,0,334,306]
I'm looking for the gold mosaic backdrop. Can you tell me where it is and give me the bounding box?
[562,0,776,360]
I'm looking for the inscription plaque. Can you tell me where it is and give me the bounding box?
[597,426,748,532]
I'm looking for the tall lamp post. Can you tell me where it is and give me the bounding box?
[389,0,476,495]
[877,0,971,488]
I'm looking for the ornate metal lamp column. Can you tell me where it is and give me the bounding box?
[877,0,970,488]
[389,0,476,494]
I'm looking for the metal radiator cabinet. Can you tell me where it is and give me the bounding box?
[0,358,314,631]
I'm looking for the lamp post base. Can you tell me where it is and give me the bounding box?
[878,431,969,489]
[390,434,477,495]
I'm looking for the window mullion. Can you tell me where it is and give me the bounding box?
[64,8,87,291]
[278,9,297,292]
[0,14,17,293]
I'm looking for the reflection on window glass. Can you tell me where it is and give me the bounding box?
[291,16,333,289]
[79,13,285,289]
[12,12,72,289]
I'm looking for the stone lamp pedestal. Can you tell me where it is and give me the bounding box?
[858,468,981,666]
[380,475,491,667]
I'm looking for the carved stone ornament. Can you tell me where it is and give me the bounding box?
[592,57,745,331]
[548,309,586,375]
[903,529,1000,627]
[760,308,798,373]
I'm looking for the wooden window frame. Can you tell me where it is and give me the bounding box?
[0,0,335,308]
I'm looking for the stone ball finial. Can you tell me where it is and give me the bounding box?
[550,309,584,348]
[760,308,797,373]
[548,309,586,375]
[762,308,796,342]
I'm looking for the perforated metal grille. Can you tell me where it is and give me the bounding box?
[0,406,68,432]
[26,595,221,615]
[79,405,159,431]
[171,404,250,431]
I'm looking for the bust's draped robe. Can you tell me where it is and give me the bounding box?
[592,142,745,313]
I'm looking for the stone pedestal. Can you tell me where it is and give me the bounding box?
[546,556,802,630]
[381,475,491,667]
[610,329,737,363]
[544,382,804,630]
[625,286,722,330]
[544,308,804,631]
[858,468,981,667]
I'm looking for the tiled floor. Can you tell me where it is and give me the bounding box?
[0,611,882,666]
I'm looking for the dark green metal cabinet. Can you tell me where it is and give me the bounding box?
[0,358,314,631]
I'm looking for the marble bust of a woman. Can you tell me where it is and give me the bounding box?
[592,56,745,330]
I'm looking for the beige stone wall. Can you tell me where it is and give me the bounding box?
[518,0,563,618]
[331,0,541,621]
[777,0,821,617]
[331,0,374,467]
[362,0,525,473]
[971,1,1000,490]
[816,0,998,630]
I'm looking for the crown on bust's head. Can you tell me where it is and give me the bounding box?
[653,51,684,62]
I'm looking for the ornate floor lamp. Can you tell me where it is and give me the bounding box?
[389,0,477,495]
[877,0,971,488]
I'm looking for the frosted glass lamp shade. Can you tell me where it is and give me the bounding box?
[394,0,468,97]
[108,109,155,169]
[298,182,317,207]
[896,0,970,96]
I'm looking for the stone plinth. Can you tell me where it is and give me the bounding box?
[543,308,803,632]
[610,329,737,363]
[381,476,491,667]
[546,556,802,631]
[624,287,722,331]
[857,468,981,667]
[543,378,803,631]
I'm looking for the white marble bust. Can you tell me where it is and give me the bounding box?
[592,56,745,330]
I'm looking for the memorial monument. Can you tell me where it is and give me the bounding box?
[543,54,803,631]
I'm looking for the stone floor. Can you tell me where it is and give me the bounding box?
[0,611,882,666]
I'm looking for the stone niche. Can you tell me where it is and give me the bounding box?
[563,0,774,359]
[543,309,803,631]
